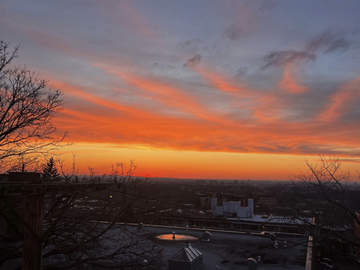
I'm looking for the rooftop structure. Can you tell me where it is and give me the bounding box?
[169,243,203,270]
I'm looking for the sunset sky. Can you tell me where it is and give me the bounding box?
[1,0,360,180]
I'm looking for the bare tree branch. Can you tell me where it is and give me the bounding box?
[0,41,65,172]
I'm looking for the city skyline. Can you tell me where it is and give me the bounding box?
[1,0,360,180]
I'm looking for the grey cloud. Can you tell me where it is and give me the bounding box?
[224,25,244,41]
[223,1,275,41]
[176,38,203,53]
[262,50,316,69]
[326,38,351,53]
[184,54,202,68]
[235,66,248,79]
[176,38,212,57]
[306,30,351,53]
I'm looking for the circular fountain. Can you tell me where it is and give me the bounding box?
[156,231,198,241]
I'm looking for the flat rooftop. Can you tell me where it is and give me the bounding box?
[144,226,308,270]
[227,214,313,225]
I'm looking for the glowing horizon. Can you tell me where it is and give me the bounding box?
[57,143,360,181]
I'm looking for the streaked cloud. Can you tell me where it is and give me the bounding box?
[235,67,248,79]
[306,30,351,53]
[318,76,360,122]
[184,54,202,68]
[279,65,308,94]
[262,51,316,69]
[1,0,360,179]
[223,0,274,41]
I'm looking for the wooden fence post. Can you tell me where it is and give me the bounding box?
[22,192,44,270]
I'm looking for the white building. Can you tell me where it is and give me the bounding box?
[211,197,254,218]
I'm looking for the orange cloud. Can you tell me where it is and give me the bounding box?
[190,65,288,123]
[193,66,253,96]
[120,2,159,38]
[97,1,159,38]
[279,64,307,94]
[51,80,140,115]
[54,99,360,158]
[95,64,229,123]
[318,76,360,122]
[251,94,285,123]
[48,73,360,164]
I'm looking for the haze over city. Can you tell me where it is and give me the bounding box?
[1,0,360,180]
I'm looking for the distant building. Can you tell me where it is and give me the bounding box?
[197,196,211,207]
[259,197,278,208]
[195,180,206,185]
[211,197,254,218]
[169,243,203,270]
[147,205,310,234]
[8,172,41,183]
[196,192,215,207]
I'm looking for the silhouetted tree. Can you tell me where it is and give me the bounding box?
[0,41,64,172]
[291,156,360,265]
[42,157,61,182]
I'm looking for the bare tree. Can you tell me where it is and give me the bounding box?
[0,41,65,172]
[0,162,164,270]
[59,154,80,183]
[291,156,360,265]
